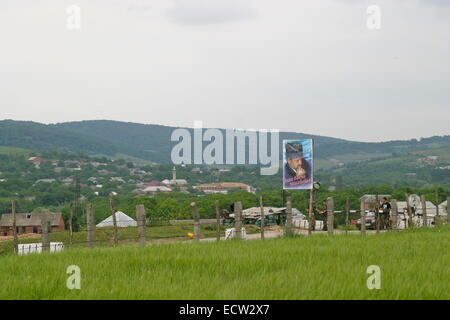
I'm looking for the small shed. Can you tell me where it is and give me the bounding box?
[96,211,137,228]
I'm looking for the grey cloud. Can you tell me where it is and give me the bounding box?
[166,0,256,25]
[423,0,450,6]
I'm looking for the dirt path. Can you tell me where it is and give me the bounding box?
[199,227,384,242]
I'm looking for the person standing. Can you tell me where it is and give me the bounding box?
[381,197,391,230]
[308,200,317,231]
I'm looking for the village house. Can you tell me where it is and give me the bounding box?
[141,186,172,195]
[98,169,114,175]
[64,160,82,167]
[0,212,65,236]
[89,161,102,168]
[61,177,74,185]
[162,179,187,185]
[144,180,163,187]
[419,156,439,165]
[27,156,41,168]
[194,182,255,194]
[191,167,202,173]
[34,178,56,185]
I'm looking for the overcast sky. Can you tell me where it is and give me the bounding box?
[0,0,449,142]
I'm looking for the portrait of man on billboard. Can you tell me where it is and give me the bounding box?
[283,140,313,190]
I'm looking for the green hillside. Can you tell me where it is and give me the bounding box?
[1,120,449,165]
[317,146,450,188]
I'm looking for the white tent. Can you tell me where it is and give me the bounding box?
[96,211,137,228]
[396,201,444,216]
[439,200,448,213]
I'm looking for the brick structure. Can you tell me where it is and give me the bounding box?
[0,212,64,236]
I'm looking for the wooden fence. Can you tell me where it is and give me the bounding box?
[4,194,449,255]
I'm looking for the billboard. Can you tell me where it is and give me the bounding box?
[283,139,313,190]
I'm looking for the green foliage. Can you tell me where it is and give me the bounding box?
[0,146,448,229]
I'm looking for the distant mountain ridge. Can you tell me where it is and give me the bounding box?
[0,119,449,164]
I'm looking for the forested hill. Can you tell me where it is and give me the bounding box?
[0,120,449,164]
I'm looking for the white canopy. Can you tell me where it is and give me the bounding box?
[96,211,137,228]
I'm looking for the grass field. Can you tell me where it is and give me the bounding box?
[0,146,30,156]
[0,226,448,299]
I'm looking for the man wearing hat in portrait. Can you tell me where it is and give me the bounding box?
[283,142,312,189]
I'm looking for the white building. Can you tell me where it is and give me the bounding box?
[142,186,172,193]
[161,179,187,186]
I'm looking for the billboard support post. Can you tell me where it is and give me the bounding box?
[308,189,313,235]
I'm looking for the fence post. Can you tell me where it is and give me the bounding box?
[391,199,398,231]
[12,200,18,254]
[435,189,440,227]
[86,204,95,248]
[215,200,220,242]
[447,196,450,225]
[234,201,243,239]
[375,195,380,233]
[345,197,349,234]
[327,197,334,235]
[405,193,412,229]
[109,193,118,246]
[308,189,314,235]
[285,197,293,236]
[421,195,427,228]
[136,204,146,246]
[41,210,51,252]
[190,202,200,241]
[360,199,366,235]
[259,195,265,240]
[69,201,73,248]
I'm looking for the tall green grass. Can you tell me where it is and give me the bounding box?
[0,227,448,299]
